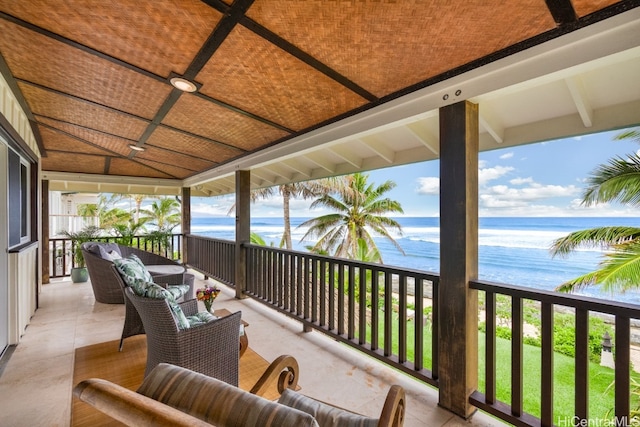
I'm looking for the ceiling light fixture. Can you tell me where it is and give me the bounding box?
[129,144,145,151]
[170,77,198,93]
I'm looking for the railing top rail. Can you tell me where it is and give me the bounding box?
[186,234,235,245]
[471,279,640,318]
[243,242,439,280]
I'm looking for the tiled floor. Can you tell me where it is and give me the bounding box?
[0,271,508,426]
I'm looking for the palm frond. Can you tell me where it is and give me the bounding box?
[550,226,640,257]
[556,241,640,294]
[582,154,640,207]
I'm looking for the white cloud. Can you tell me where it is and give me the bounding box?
[416,177,439,195]
[499,152,514,159]
[509,177,534,185]
[478,165,514,186]
[483,183,579,201]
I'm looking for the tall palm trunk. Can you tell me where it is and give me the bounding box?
[282,187,292,249]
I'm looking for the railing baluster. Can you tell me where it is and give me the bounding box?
[384,272,392,357]
[541,301,554,427]
[320,258,326,327]
[512,296,523,418]
[432,279,438,380]
[575,308,589,422]
[338,263,345,336]
[311,258,318,323]
[348,264,355,340]
[399,274,407,364]
[615,315,630,425]
[485,290,496,404]
[371,270,379,351]
[359,266,367,345]
[296,255,303,316]
[414,276,424,370]
[328,261,335,331]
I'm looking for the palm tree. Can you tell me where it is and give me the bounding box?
[300,173,405,262]
[139,197,181,232]
[228,179,334,249]
[550,128,640,293]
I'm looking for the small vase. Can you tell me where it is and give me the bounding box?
[204,300,214,314]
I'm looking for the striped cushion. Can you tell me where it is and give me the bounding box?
[137,363,319,427]
[278,388,378,427]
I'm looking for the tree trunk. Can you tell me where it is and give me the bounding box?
[283,189,292,249]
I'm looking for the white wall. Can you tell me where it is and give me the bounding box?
[1,71,40,345]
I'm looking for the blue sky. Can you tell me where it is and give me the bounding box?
[191,128,640,218]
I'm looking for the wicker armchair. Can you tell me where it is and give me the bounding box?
[82,242,195,352]
[82,242,192,304]
[124,287,241,384]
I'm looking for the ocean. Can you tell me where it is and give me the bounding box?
[190,216,640,305]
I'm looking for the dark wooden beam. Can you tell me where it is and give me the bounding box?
[181,187,191,265]
[241,18,377,102]
[544,0,577,26]
[438,100,479,418]
[235,170,250,299]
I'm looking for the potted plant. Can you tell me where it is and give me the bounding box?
[61,226,102,283]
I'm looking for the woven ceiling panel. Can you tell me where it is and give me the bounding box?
[20,83,148,140]
[36,117,133,157]
[197,25,367,132]
[247,0,556,97]
[38,126,112,156]
[135,158,199,180]
[108,158,173,178]
[162,94,290,151]
[573,0,621,17]
[136,145,214,172]
[0,21,170,119]
[0,0,222,77]
[147,126,243,164]
[42,152,106,174]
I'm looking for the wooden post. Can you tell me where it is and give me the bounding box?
[181,187,190,265]
[438,100,479,418]
[41,179,49,285]
[235,170,250,299]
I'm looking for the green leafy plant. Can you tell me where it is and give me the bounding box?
[60,225,102,268]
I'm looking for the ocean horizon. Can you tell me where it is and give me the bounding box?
[190,216,640,305]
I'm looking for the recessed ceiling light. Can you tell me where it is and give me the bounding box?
[129,144,145,151]
[170,77,197,93]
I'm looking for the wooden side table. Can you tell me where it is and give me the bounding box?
[215,308,249,357]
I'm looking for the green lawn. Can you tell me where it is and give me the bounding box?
[363,311,623,422]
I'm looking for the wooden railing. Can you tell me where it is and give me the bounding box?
[470,280,640,427]
[185,234,235,285]
[186,235,439,386]
[176,235,640,426]
[49,234,183,278]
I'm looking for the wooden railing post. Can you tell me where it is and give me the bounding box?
[181,187,190,265]
[235,170,250,299]
[438,100,479,418]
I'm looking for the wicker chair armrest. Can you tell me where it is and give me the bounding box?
[177,311,241,340]
[73,378,211,427]
[178,299,198,316]
[249,354,299,398]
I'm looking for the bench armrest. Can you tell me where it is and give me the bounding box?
[73,378,211,427]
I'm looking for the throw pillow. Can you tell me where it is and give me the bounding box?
[113,254,154,285]
[128,278,191,330]
[105,250,122,261]
[278,389,378,427]
[186,311,218,328]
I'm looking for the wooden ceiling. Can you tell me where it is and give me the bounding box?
[0,1,639,195]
